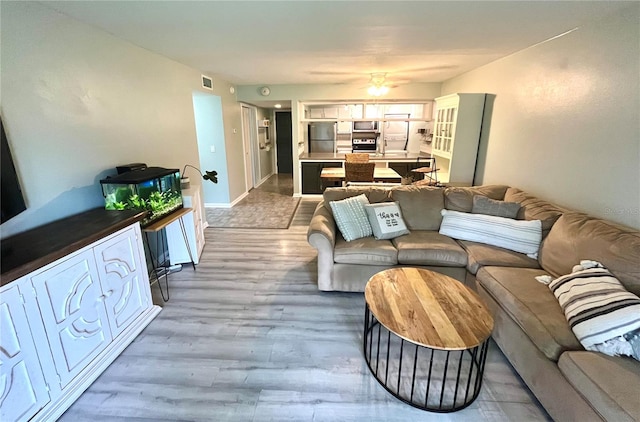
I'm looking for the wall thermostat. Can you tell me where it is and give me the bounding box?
[260,86,271,96]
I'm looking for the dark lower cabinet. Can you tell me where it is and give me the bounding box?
[301,162,342,194]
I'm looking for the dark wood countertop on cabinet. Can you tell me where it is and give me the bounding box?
[1,208,147,286]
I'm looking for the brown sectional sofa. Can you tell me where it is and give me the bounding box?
[307,184,640,421]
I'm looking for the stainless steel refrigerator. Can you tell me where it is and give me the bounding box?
[308,122,336,153]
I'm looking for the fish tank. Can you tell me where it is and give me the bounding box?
[100,167,183,227]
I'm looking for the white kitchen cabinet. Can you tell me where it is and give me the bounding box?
[432,93,486,186]
[0,216,160,422]
[0,283,50,422]
[337,105,352,119]
[309,107,324,119]
[365,104,382,118]
[308,106,339,120]
[167,187,205,265]
[322,106,339,119]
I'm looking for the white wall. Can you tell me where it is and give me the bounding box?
[442,5,640,229]
[0,2,240,237]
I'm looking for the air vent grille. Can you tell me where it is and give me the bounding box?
[201,75,213,90]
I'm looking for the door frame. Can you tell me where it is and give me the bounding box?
[240,104,260,192]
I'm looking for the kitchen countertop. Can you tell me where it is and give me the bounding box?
[299,152,432,162]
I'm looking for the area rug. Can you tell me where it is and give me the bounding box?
[205,175,301,229]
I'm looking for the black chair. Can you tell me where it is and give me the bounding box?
[411,157,439,186]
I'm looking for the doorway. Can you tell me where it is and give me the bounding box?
[275,111,293,174]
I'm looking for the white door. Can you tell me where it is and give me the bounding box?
[241,105,260,190]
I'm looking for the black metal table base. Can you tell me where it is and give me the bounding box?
[363,305,489,412]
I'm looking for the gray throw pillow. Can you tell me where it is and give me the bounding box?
[329,194,373,241]
[472,195,521,219]
[364,202,410,240]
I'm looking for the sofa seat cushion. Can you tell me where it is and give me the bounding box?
[476,266,582,361]
[393,231,467,267]
[334,236,398,265]
[558,351,640,422]
[458,240,540,275]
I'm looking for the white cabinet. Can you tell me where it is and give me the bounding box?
[0,221,160,422]
[167,187,205,265]
[31,250,113,389]
[308,106,339,119]
[337,105,352,119]
[0,283,50,422]
[432,93,486,186]
[93,227,150,337]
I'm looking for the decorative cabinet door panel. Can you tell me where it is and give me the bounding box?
[31,250,112,389]
[93,228,149,337]
[0,285,50,422]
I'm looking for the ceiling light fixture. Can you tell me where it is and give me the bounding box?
[368,73,390,97]
[274,104,282,109]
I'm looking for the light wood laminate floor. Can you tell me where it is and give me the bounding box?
[60,199,551,421]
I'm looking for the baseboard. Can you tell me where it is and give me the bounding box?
[205,191,249,209]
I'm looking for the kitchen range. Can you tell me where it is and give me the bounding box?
[351,136,377,152]
[351,121,378,152]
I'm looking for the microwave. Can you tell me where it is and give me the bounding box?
[353,120,378,132]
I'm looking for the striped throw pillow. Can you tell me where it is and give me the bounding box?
[439,209,542,256]
[329,194,373,242]
[549,267,640,348]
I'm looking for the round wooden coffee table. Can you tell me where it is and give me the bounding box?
[363,268,494,412]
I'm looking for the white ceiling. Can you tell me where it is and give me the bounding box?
[44,1,630,86]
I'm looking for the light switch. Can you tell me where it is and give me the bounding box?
[210,145,215,153]
[233,128,237,134]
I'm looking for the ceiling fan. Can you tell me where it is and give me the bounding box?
[367,73,394,96]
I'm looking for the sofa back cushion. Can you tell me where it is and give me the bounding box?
[390,185,444,230]
[539,213,640,295]
[323,186,391,211]
[503,188,566,237]
[444,185,509,212]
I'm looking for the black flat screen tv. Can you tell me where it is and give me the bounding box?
[1,117,27,224]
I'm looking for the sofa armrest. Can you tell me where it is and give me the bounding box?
[307,201,337,291]
[307,201,336,249]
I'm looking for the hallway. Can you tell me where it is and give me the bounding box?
[205,174,299,229]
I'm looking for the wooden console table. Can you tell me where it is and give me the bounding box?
[142,207,196,302]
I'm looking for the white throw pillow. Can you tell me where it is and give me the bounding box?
[548,262,640,359]
[364,202,410,240]
[329,194,372,241]
[439,209,542,256]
